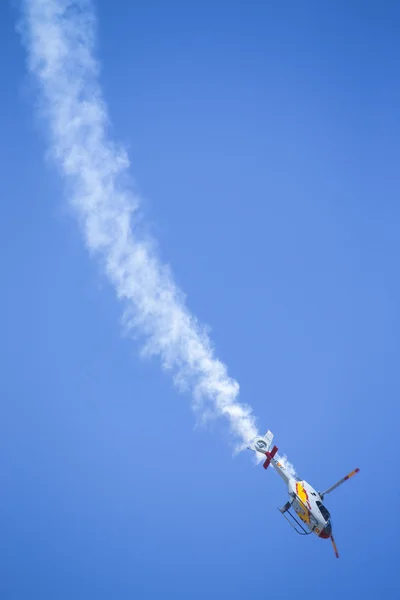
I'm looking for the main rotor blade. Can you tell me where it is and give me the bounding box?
[331,535,339,559]
[321,468,360,497]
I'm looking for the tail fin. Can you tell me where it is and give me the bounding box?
[252,431,278,469]
[263,430,274,452]
[253,430,274,454]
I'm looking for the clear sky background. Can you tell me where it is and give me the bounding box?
[1,1,399,598]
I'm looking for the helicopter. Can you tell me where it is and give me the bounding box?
[250,430,359,558]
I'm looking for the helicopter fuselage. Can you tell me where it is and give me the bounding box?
[286,477,332,538]
[252,430,359,558]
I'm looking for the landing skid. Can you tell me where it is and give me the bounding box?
[280,508,312,535]
[278,499,312,536]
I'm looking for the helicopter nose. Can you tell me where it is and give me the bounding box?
[319,521,332,539]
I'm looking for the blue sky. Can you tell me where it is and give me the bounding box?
[1,1,399,598]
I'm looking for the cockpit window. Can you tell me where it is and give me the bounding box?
[322,521,332,537]
[316,501,330,521]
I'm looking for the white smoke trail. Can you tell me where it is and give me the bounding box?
[18,0,295,471]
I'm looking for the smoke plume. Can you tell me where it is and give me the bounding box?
[19,0,295,472]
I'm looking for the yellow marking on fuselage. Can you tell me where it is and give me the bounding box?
[296,482,312,524]
[298,511,311,525]
[296,482,311,509]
